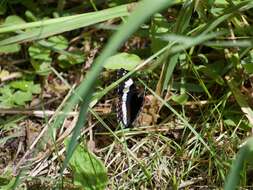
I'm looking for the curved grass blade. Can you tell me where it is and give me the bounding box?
[224,137,253,190]
[226,76,253,125]
[0,4,130,45]
[61,0,176,174]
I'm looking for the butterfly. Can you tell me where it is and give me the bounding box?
[117,69,144,127]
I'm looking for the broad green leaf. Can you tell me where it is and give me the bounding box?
[25,10,37,22]
[28,43,52,76]
[103,52,141,71]
[13,91,33,106]
[224,116,253,130]
[0,86,14,108]
[224,119,237,127]
[171,93,188,105]
[0,43,20,53]
[3,15,26,26]
[47,35,68,50]
[31,60,51,76]
[58,51,85,68]
[0,85,34,107]
[67,142,108,190]
[0,178,15,190]
[28,43,51,61]
[0,167,18,190]
[0,81,40,108]
[29,42,52,75]
[10,81,41,94]
[0,15,25,53]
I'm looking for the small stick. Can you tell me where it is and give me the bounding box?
[0,109,78,118]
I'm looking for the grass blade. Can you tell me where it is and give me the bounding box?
[61,0,176,173]
[139,79,214,155]
[224,137,253,190]
[226,76,253,125]
[0,4,130,45]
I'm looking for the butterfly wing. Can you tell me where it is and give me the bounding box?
[117,69,144,127]
[127,85,144,126]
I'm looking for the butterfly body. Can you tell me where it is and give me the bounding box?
[117,69,144,127]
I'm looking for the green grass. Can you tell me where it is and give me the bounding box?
[1,0,253,189]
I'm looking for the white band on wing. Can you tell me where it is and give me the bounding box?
[121,78,134,126]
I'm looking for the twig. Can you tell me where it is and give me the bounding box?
[0,109,78,118]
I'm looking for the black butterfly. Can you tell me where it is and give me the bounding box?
[117,69,144,127]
